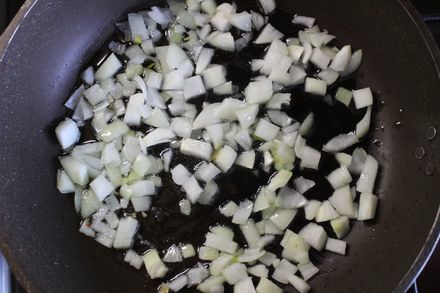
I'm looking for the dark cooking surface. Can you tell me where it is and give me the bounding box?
[0,0,439,292]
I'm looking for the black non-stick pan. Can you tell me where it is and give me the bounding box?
[0,0,439,292]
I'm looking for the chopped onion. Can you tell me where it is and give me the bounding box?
[208,32,235,52]
[281,230,310,264]
[59,156,89,186]
[183,176,204,203]
[352,87,373,109]
[326,165,352,189]
[89,173,115,201]
[56,170,75,194]
[275,187,307,209]
[272,258,298,284]
[258,0,276,15]
[214,145,237,172]
[198,181,219,205]
[167,274,188,292]
[294,176,316,194]
[325,238,347,255]
[330,45,352,72]
[143,249,169,279]
[310,48,331,70]
[257,277,282,293]
[323,132,359,153]
[234,277,256,292]
[245,79,273,104]
[255,24,284,44]
[124,249,143,270]
[236,150,256,169]
[308,32,335,48]
[220,201,238,217]
[304,77,327,96]
[358,193,378,220]
[315,200,339,222]
[202,65,227,89]
[341,49,363,77]
[179,198,192,216]
[299,223,327,251]
[163,245,184,263]
[230,12,252,31]
[268,170,292,191]
[113,217,139,249]
[55,119,80,150]
[356,155,378,193]
[292,15,315,28]
[95,53,123,82]
[239,219,261,248]
[329,185,356,218]
[266,93,291,110]
[335,87,353,106]
[287,274,311,293]
[222,263,248,285]
[181,243,196,258]
[317,68,339,85]
[205,232,238,254]
[300,145,321,170]
[180,138,213,161]
[330,216,350,239]
[269,208,297,230]
[232,199,254,224]
[248,265,269,278]
[355,106,372,139]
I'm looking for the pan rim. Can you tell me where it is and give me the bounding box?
[0,0,439,292]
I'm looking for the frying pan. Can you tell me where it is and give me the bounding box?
[0,0,439,292]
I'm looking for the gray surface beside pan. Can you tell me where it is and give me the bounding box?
[0,0,439,292]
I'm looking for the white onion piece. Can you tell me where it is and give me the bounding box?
[300,145,321,170]
[235,150,256,169]
[266,93,291,110]
[214,145,237,172]
[250,10,266,31]
[162,70,185,90]
[310,48,331,69]
[142,128,175,148]
[356,155,378,193]
[239,219,261,248]
[95,53,123,82]
[275,187,307,209]
[222,263,248,285]
[238,248,266,263]
[299,223,327,251]
[163,245,184,263]
[183,75,206,100]
[179,198,192,216]
[255,24,284,44]
[301,42,312,64]
[353,87,373,109]
[55,119,80,149]
[183,176,204,203]
[254,119,279,141]
[167,274,188,292]
[181,244,196,258]
[257,278,282,293]
[210,11,232,32]
[281,230,309,264]
[315,200,339,222]
[169,117,191,138]
[196,48,214,74]
[264,219,283,235]
[232,199,254,224]
[80,67,94,85]
[89,173,115,201]
[327,165,352,189]
[258,0,276,14]
[304,77,327,96]
[294,176,316,194]
[330,216,350,239]
[258,251,277,266]
[194,162,220,183]
[308,32,335,48]
[323,132,359,153]
[270,208,297,230]
[84,84,106,106]
[292,15,315,28]
[171,164,192,185]
[80,190,101,219]
[268,170,292,191]
[113,217,138,249]
[180,138,213,161]
[329,185,356,218]
[341,49,363,77]
[335,87,353,106]
[166,43,189,70]
[298,262,319,281]
[205,232,238,254]
[272,258,298,284]
[349,147,367,175]
[233,277,256,293]
[124,250,143,270]
[198,276,225,293]
[330,45,352,72]
[124,93,149,126]
[325,238,347,255]
[209,254,233,277]
[230,11,252,31]
[248,265,269,278]
[287,274,311,293]
[202,65,227,89]
[56,169,75,194]
[299,113,314,136]
[317,68,339,85]
[206,123,224,150]
[236,104,259,129]
[148,6,172,26]
[358,193,378,220]
[220,201,238,217]
[208,32,235,52]
[128,13,149,42]
[245,79,273,104]
[214,81,235,95]
[59,156,89,186]
[356,106,372,139]
[143,249,169,279]
[287,45,304,64]
[65,85,85,110]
